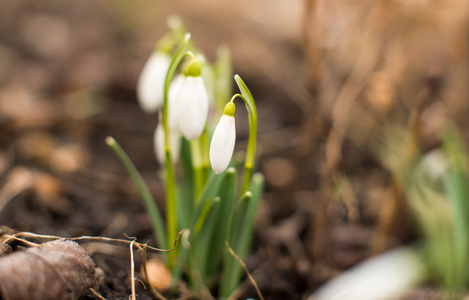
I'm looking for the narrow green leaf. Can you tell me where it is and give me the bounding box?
[105,136,166,248]
[220,173,264,299]
[234,75,255,114]
[193,197,222,286]
[214,46,233,114]
[190,169,234,232]
[204,168,238,280]
[234,75,258,193]
[178,137,194,229]
[220,192,252,299]
[442,128,469,289]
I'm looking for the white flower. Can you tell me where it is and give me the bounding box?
[167,74,185,130]
[311,247,425,300]
[137,52,171,113]
[210,102,236,174]
[153,121,180,165]
[153,75,185,165]
[177,75,209,140]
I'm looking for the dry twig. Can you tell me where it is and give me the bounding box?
[225,241,264,300]
[88,288,108,300]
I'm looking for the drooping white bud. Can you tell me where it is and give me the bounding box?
[312,247,425,300]
[137,52,171,113]
[167,74,185,130]
[210,102,236,174]
[177,75,209,140]
[153,121,180,165]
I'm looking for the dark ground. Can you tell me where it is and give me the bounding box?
[1,0,469,299]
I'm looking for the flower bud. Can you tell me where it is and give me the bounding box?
[137,52,171,113]
[154,122,180,165]
[177,74,209,140]
[210,102,236,174]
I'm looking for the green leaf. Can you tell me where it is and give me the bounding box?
[178,138,194,229]
[190,169,233,232]
[442,128,469,289]
[214,46,233,114]
[234,75,255,114]
[192,197,221,291]
[105,137,166,248]
[220,192,252,299]
[204,168,238,280]
[234,75,258,193]
[220,173,264,299]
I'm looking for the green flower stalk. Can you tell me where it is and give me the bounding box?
[162,33,192,267]
[209,75,258,192]
[234,75,258,193]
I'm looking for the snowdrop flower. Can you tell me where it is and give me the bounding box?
[152,74,186,165]
[137,51,171,113]
[210,102,236,174]
[177,59,209,140]
[311,247,425,300]
[154,120,181,165]
[167,74,185,130]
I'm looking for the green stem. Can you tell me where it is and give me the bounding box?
[105,137,167,248]
[191,138,204,202]
[200,129,210,181]
[233,75,258,193]
[163,33,191,267]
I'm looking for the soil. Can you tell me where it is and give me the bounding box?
[0,1,468,300]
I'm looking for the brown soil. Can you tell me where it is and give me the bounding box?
[1,1,468,299]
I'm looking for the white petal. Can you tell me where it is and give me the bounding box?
[312,247,425,300]
[153,122,181,165]
[154,123,165,164]
[137,53,171,113]
[167,74,185,130]
[210,115,236,174]
[177,76,209,140]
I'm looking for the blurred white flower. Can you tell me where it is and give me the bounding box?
[167,74,185,130]
[311,247,425,300]
[177,75,209,140]
[153,121,180,165]
[210,102,236,174]
[137,52,171,113]
[420,149,449,182]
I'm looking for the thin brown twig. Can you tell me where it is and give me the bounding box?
[136,278,146,289]
[88,288,108,300]
[3,230,187,253]
[332,174,360,223]
[2,231,188,300]
[3,236,41,247]
[130,240,136,300]
[224,241,264,300]
[4,232,181,300]
[133,243,167,300]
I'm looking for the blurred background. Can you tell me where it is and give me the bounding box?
[1,0,469,299]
